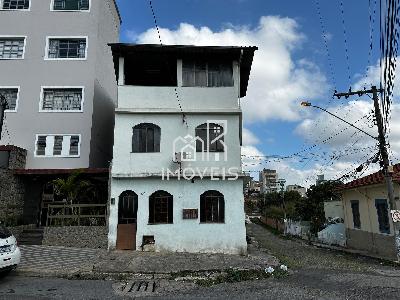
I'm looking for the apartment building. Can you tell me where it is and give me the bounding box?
[259,168,278,194]
[107,44,257,254]
[0,0,120,225]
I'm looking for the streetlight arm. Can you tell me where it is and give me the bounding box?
[310,104,378,141]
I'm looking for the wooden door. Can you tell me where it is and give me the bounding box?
[116,191,138,250]
[116,224,136,250]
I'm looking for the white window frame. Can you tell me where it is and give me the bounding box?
[0,86,20,112]
[50,0,90,12]
[0,35,26,60]
[0,0,31,11]
[39,86,85,112]
[44,36,88,61]
[34,134,81,158]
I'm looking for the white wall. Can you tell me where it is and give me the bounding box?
[108,177,247,255]
[111,113,242,176]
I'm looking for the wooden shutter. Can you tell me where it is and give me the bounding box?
[154,126,161,152]
[218,197,225,223]
[132,128,140,152]
[200,195,206,222]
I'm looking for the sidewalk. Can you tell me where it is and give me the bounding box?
[16,240,279,279]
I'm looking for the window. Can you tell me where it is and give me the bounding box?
[132,123,160,153]
[149,191,173,224]
[375,199,390,234]
[0,88,18,111]
[35,135,80,157]
[200,190,225,223]
[182,60,233,87]
[0,38,25,59]
[53,0,89,10]
[2,0,29,9]
[351,200,361,229]
[0,151,10,169]
[47,38,87,59]
[195,123,225,152]
[41,88,83,111]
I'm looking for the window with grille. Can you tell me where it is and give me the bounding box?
[0,38,25,59]
[132,123,160,153]
[53,0,89,10]
[2,0,30,9]
[0,88,18,111]
[69,135,79,156]
[41,88,83,111]
[182,60,233,87]
[195,123,225,152]
[149,191,173,224]
[36,136,47,156]
[200,190,225,223]
[351,200,361,229]
[35,135,80,157]
[47,38,87,59]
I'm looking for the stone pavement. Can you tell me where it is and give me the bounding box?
[18,245,106,277]
[16,239,279,278]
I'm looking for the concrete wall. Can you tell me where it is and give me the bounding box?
[43,226,107,249]
[112,113,242,177]
[324,201,344,220]
[341,184,400,259]
[346,228,396,260]
[0,147,26,224]
[0,0,120,169]
[108,177,246,255]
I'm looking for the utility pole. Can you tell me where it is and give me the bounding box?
[334,86,400,261]
[0,94,9,140]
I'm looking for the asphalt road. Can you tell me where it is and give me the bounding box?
[1,222,400,299]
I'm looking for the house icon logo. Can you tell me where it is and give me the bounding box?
[172,120,228,162]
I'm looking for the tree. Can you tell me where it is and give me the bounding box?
[52,170,93,205]
[294,180,341,233]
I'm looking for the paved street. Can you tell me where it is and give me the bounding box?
[2,222,400,299]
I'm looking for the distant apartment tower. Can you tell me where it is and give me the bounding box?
[286,184,307,197]
[316,174,326,185]
[259,168,278,194]
[0,0,121,225]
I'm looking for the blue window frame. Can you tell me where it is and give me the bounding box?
[375,199,390,234]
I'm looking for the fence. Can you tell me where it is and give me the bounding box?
[46,203,107,227]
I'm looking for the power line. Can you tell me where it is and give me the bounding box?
[339,0,352,90]
[147,0,188,126]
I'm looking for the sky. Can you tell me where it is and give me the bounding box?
[114,0,397,187]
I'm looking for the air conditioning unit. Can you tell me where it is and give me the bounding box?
[174,152,190,163]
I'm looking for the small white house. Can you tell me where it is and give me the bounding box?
[107,44,257,254]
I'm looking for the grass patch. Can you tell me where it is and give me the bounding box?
[195,268,288,287]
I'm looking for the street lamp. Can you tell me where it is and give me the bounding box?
[300,101,378,141]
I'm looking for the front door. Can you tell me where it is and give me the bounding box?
[116,191,138,250]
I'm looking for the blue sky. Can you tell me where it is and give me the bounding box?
[115,0,384,185]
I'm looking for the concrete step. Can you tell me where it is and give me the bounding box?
[18,228,44,245]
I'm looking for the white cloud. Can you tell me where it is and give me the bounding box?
[132,16,328,123]
[242,128,259,146]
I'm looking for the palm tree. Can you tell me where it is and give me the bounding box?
[52,170,93,205]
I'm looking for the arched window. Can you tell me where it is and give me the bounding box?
[195,123,224,152]
[200,190,225,223]
[149,190,173,224]
[118,191,138,224]
[132,123,160,153]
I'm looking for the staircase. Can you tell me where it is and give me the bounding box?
[18,227,44,245]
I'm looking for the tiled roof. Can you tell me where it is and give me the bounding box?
[337,163,400,190]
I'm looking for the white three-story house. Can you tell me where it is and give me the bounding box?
[107,44,257,254]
